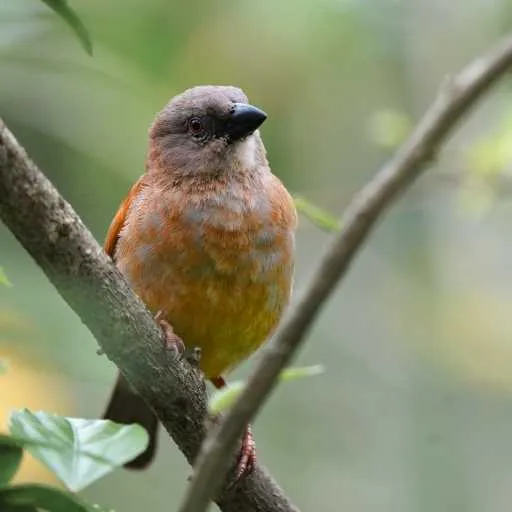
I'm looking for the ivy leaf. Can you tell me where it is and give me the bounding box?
[40,0,93,55]
[0,435,24,486]
[293,196,341,233]
[9,410,148,491]
[209,365,324,414]
[0,484,89,512]
[0,505,38,512]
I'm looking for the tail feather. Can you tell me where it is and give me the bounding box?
[103,373,158,469]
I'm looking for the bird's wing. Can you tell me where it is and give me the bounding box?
[104,176,145,259]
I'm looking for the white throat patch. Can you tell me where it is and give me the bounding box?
[235,131,259,169]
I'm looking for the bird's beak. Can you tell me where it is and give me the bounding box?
[226,103,267,141]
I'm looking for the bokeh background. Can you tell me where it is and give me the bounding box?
[2,0,512,510]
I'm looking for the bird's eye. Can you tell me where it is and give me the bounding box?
[188,117,204,136]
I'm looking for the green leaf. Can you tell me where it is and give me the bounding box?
[0,435,24,486]
[294,196,341,233]
[0,504,38,512]
[40,0,93,55]
[209,365,324,414]
[0,267,12,287]
[86,504,114,512]
[9,410,149,492]
[0,484,89,512]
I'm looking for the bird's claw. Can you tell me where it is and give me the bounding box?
[232,424,256,484]
[154,311,201,368]
[209,377,256,482]
[154,310,185,355]
[184,346,202,368]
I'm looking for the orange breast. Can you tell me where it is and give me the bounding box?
[114,173,296,378]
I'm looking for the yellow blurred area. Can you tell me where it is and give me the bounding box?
[436,290,512,391]
[388,273,512,391]
[0,342,71,486]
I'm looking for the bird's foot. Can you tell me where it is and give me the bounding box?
[154,310,185,355]
[184,346,202,368]
[154,311,201,367]
[234,424,256,481]
[209,376,256,483]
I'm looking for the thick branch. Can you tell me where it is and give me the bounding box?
[0,122,299,512]
[179,35,512,512]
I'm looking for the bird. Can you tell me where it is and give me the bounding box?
[102,85,297,479]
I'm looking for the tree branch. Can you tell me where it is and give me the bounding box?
[178,35,512,512]
[0,123,299,511]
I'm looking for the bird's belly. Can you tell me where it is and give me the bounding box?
[117,220,294,378]
[165,268,289,378]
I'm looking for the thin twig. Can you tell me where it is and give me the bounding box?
[178,35,512,512]
[0,121,298,512]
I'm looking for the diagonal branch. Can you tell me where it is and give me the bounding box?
[0,122,299,512]
[179,35,512,512]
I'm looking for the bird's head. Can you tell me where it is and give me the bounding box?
[148,85,268,177]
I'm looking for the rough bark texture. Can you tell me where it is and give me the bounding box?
[0,119,299,512]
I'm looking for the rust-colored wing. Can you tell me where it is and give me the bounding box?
[104,176,145,259]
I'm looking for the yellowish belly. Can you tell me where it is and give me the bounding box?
[165,274,288,377]
[117,221,294,378]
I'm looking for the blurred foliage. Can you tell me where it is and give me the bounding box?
[455,177,496,220]
[0,268,11,288]
[367,108,412,150]
[0,360,8,375]
[209,365,324,415]
[294,196,341,233]
[466,108,512,178]
[0,481,92,511]
[0,434,23,486]
[40,0,92,55]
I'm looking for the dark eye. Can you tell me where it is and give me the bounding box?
[188,117,204,136]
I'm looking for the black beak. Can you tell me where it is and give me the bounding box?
[225,103,267,141]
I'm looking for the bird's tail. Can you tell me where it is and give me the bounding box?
[103,373,158,469]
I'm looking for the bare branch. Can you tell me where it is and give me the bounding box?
[0,121,299,512]
[179,35,512,512]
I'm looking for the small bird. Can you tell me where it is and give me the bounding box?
[102,85,297,478]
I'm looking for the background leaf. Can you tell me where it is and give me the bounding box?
[40,0,92,55]
[293,196,341,233]
[0,267,12,287]
[9,410,148,491]
[0,435,23,486]
[367,108,411,149]
[0,505,38,512]
[86,504,114,512]
[0,484,89,512]
[209,365,324,414]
